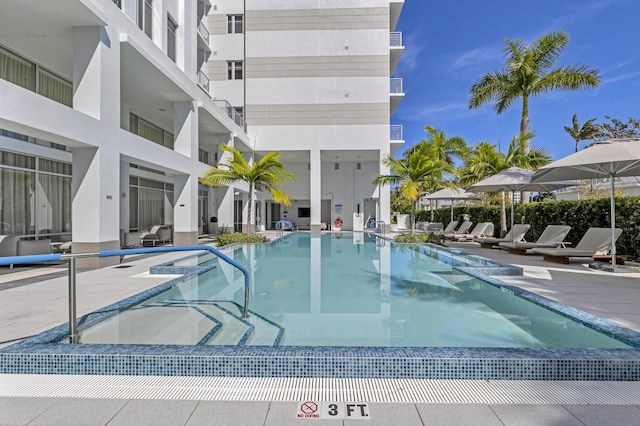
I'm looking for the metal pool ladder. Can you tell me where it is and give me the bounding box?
[275,220,293,236]
[0,245,251,343]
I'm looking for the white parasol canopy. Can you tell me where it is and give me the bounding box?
[531,139,640,268]
[469,167,576,234]
[422,186,481,222]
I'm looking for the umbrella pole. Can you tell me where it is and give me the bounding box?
[451,199,454,223]
[611,177,617,268]
[510,190,515,241]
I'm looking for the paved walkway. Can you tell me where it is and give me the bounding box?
[2,237,640,425]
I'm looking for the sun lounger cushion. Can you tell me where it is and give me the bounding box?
[498,225,571,254]
[476,224,531,246]
[532,227,622,262]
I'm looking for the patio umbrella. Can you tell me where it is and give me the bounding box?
[422,187,481,222]
[468,167,576,239]
[531,139,640,268]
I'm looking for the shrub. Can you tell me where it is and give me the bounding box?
[216,233,268,247]
[394,232,445,245]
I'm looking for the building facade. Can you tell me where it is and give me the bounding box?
[0,0,404,266]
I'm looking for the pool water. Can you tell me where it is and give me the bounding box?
[75,233,632,349]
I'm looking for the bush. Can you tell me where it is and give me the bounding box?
[216,233,268,247]
[394,232,445,245]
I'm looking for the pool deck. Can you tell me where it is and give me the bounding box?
[2,237,640,424]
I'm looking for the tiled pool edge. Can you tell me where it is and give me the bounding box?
[4,238,640,380]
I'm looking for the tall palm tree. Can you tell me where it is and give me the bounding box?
[468,31,600,154]
[201,145,296,233]
[421,126,468,219]
[458,133,551,236]
[564,114,599,151]
[374,142,455,233]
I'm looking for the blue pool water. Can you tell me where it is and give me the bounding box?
[74,233,632,349]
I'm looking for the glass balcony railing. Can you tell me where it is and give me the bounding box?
[213,100,245,130]
[390,78,403,94]
[390,32,403,47]
[390,125,403,141]
[197,69,210,92]
[197,20,210,41]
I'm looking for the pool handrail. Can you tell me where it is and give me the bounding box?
[369,220,386,234]
[0,245,251,343]
[275,220,293,236]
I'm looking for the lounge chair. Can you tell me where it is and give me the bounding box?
[532,227,622,264]
[140,225,164,246]
[443,221,473,239]
[460,222,494,241]
[498,225,571,255]
[475,224,531,248]
[432,221,457,235]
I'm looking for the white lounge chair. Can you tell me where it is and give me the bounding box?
[140,225,163,246]
[475,224,531,248]
[460,222,494,241]
[443,221,473,239]
[498,225,571,255]
[432,221,457,235]
[532,227,622,264]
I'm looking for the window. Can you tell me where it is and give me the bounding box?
[129,113,174,149]
[227,15,243,34]
[167,16,177,62]
[227,61,243,80]
[138,0,153,38]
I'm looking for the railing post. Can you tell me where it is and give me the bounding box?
[68,257,79,343]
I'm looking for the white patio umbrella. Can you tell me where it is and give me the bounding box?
[422,186,481,222]
[530,139,640,268]
[468,167,576,237]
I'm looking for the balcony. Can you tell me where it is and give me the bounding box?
[390,32,405,74]
[213,100,246,131]
[390,78,404,114]
[197,69,210,94]
[197,20,211,52]
[390,125,404,153]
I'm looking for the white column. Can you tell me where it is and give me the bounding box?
[379,149,391,233]
[71,147,120,267]
[216,134,236,233]
[119,161,130,238]
[309,149,322,233]
[173,101,198,244]
[72,26,119,126]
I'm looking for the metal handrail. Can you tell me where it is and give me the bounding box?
[389,32,403,47]
[390,78,403,94]
[275,220,293,236]
[369,220,386,234]
[0,245,250,343]
[390,125,403,141]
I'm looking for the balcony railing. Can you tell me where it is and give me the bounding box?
[112,0,121,8]
[390,32,403,47]
[213,100,246,130]
[197,20,210,41]
[390,125,403,141]
[390,78,403,94]
[197,69,210,92]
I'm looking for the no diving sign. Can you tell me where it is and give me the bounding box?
[296,401,371,420]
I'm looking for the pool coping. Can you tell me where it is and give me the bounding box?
[3,235,640,380]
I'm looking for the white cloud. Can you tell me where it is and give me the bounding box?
[603,70,640,84]
[451,46,501,69]
[394,30,425,75]
[399,102,472,122]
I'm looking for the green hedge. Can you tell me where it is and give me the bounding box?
[216,232,268,247]
[417,196,640,258]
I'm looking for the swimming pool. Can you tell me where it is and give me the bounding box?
[68,233,631,349]
[4,232,640,380]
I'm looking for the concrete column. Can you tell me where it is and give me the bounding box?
[241,192,249,233]
[172,101,198,244]
[71,147,120,268]
[72,26,119,126]
[179,0,197,78]
[379,149,392,234]
[309,149,322,234]
[119,161,130,239]
[217,186,234,234]
[173,174,198,245]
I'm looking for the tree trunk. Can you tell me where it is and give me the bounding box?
[247,183,254,234]
[520,95,531,204]
[410,201,416,233]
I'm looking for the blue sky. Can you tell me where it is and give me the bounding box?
[392,0,640,161]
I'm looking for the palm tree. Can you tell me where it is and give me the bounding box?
[201,145,296,233]
[458,133,551,236]
[373,142,455,233]
[421,126,468,219]
[564,114,599,152]
[469,31,600,154]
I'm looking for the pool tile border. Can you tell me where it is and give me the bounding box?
[3,237,640,380]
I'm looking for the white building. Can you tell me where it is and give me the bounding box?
[0,0,404,267]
